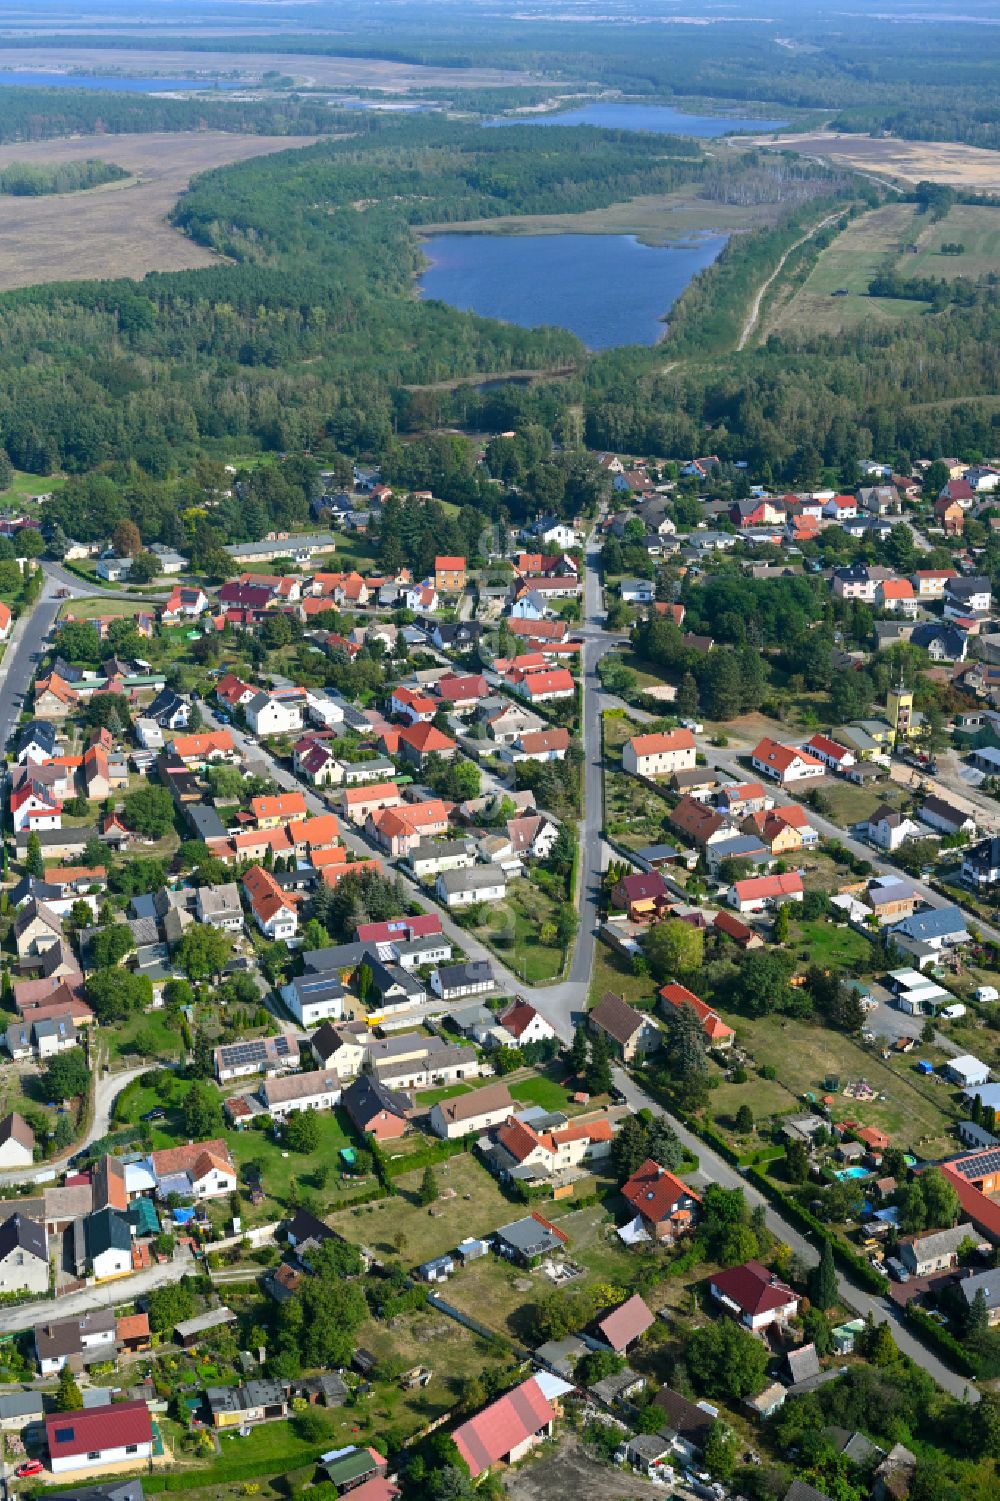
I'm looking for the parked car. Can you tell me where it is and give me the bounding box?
[141,1107,166,1122]
[16,1460,44,1477]
[886,1257,910,1283]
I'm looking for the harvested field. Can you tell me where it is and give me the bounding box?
[897,202,1000,281]
[0,131,317,291]
[753,131,1000,193]
[0,47,536,93]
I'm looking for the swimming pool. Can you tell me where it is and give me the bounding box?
[835,1166,870,1181]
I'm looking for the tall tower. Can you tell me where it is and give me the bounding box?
[887,678,913,741]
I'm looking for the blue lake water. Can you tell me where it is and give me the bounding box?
[486,102,788,137]
[419,231,726,350]
[0,70,243,94]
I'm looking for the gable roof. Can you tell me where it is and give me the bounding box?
[596,1293,655,1352]
[590,991,649,1048]
[452,1376,555,1478]
[711,1259,797,1316]
[46,1400,151,1461]
[627,729,695,758]
[621,1158,701,1225]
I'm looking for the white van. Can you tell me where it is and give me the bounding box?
[941,1003,966,1020]
[976,986,999,1005]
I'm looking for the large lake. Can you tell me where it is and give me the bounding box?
[0,70,243,93]
[419,231,726,349]
[486,102,788,136]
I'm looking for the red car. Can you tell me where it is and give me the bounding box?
[15,1460,44,1478]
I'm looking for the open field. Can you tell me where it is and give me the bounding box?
[505,1435,664,1501]
[0,48,538,93]
[755,131,1000,193]
[418,185,785,248]
[327,1153,516,1266]
[767,202,928,335]
[719,1009,960,1156]
[898,202,1000,281]
[0,132,318,292]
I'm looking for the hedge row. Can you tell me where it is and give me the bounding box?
[904,1303,979,1377]
[383,1136,468,1179]
[745,1165,890,1296]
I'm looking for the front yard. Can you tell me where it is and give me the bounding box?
[467,877,566,984]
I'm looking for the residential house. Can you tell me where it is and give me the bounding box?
[621,1159,701,1243]
[452,1376,559,1479]
[281,971,345,1029]
[589,991,661,1063]
[86,1208,132,1281]
[944,576,992,621]
[751,737,825,785]
[398,721,457,767]
[506,667,575,704]
[912,569,957,600]
[429,1081,514,1140]
[728,872,804,914]
[434,555,466,593]
[195,883,244,933]
[623,729,696,778]
[171,730,234,767]
[430,961,495,1002]
[910,622,968,662]
[669,794,730,849]
[0,1112,34,1169]
[958,1267,1000,1327]
[710,1260,800,1329]
[436,867,507,908]
[659,983,735,1049]
[963,837,1000,891]
[45,1400,153,1474]
[864,877,918,925]
[310,1021,367,1078]
[504,728,570,763]
[934,495,964,535]
[214,1035,300,1084]
[35,1310,118,1377]
[919,795,976,838]
[149,1140,237,1200]
[246,690,306,737]
[899,1223,975,1276]
[243,865,298,941]
[890,906,971,964]
[596,1294,655,1353]
[493,1211,568,1265]
[260,1069,341,1121]
[497,999,556,1048]
[342,1075,410,1141]
[803,734,856,774]
[0,1214,47,1295]
[867,805,922,852]
[341,782,402,825]
[713,909,764,950]
[832,563,878,602]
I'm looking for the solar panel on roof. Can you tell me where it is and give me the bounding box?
[55,1427,75,1442]
[960,1149,1000,1179]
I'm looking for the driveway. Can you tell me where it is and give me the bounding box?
[0,1066,148,1188]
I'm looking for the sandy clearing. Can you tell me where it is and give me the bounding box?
[749,131,1000,193]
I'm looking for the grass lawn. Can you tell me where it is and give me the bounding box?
[415,1083,471,1106]
[508,1073,578,1111]
[786,917,872,970]
[797,846,866,896]
[471,878,565,984]
[602,710,677,852]
[816,778,905,828]
[228,1109,363,1214]
[444,1200,635,1343]
[58,595,157,621]
[587,939,656,1012]
[718,1009,960,1155]
[106,1010,187,1065]
[327,1153,514,1266]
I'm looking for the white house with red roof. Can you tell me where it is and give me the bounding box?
[507,666,575,703]
[390,685,438,724]
[161,585,210,623]
[709,1259,799,1330]
[621,1158,701,1243]
[398,722,457,767]
[149,1138,237,1200]
[452,1376,559,1478]
[497,998,556,1048]
[878,578,917,616]
[623,729,696,778]
[243,864,298,941]
[0,601,11,641]
[11,782,62,834]
[803,733,856,774]
[728,871,804,914]
[751,737,825,785]
[46,1399,153,1473]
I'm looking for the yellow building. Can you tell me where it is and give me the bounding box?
[887,682,916,741]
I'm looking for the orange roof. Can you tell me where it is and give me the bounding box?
[35,673,77,705]
[172,729,233,759]
[771,803,811,830]
[151,1138,234,1179]
[251,792,307,823]
[435,555,465,570]
[45,865,106,883]
[344,782,400,806]
[321,857,381,888]
[733,872,804,899]
[232,825,295,855]
[116,1313,150,1341]
[752,737,823,774]
[513,667,575,697]
[659,983,735,1043]
[0,601,11,629]
[287,813,341,848]
[399,722,456,755]
[628,729,695,757]
[622,1157,701,1224]
[310,844,350,868]
[243,863,295,922]
[880,579,914,599]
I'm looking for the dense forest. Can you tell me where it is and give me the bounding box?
[0,84,351,142]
